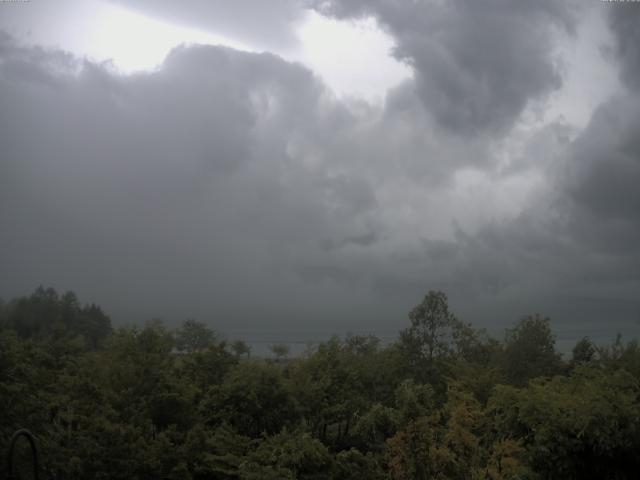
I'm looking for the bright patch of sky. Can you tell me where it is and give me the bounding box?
[291,11,412,102]
[0,0,250,72]
[543,3,620,129]
[0,0,410,100]
[1,0,616,120]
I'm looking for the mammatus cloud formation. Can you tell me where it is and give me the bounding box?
[1,3,639,345]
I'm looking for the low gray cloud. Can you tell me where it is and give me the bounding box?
[310,0,579,135]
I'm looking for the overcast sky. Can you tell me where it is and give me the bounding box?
[1,0,639,346]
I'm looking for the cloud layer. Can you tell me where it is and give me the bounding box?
[309,0,579,134]
[1,3,639,345]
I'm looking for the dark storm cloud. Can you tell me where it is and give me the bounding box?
[1,0,640,347]
[0,30,509,336]
[549,5,640,261]
[565,96,640,243]
[446,98,640,335]
[309,0,579,134]
[460,0,640,336]
[343,0,640,335]
[107,0,304,50]
[607,4,640,91]
[0,33,395,331]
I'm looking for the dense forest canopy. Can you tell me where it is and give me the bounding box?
[2,287,640,479]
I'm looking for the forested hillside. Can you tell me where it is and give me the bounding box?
[2,287,640,479]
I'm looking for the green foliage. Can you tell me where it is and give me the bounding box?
[174,318,217,353]
[183,424,253,479]
[289,335,386,445]
[230,339,251,358]
[1,286,112,348]
[598,334,640,379]
[386,413,448,480]
[487,365,640,478]
[570,336,596,367]
[2,287,640,479]
[351,403,400,450]
[179,342,237,392]
[239,429,333,479]
[200,362,297,437]
[503,314,564,385]
[333,448,386,479]
[398,291,493,399]
[387,383,484,480]
[393,379,435,423]
[401,290,460,362]
[270,343,290,362]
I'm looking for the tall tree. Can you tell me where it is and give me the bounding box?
[570,336,596,368]
[503,314,563,385]
[174,319,217,353]
[270,343,290,362]
[231,339,251,358]
[400,291,461,362]
[2,287,111,348]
